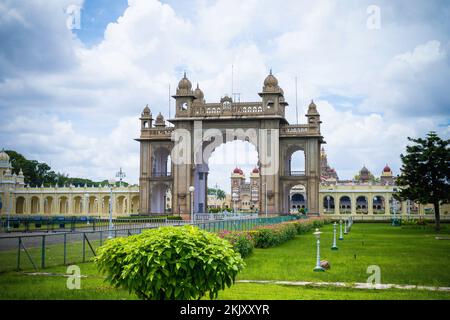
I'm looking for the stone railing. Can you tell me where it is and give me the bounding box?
[140,127,174,140]
[279,124,320,136]
[190,102,275,117]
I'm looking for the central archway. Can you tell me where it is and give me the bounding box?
[207,140,259,214]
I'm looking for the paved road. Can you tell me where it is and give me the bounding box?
[0,222,188,251]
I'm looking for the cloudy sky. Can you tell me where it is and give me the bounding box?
[0,0,449,192]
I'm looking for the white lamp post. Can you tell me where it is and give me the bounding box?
[189,186,195,224]
[108,179,115,239]
[344,218,348,234]
[313,228,325,272]
[263,183,268,218]
[331,222,338,250]
[339,219,343,240]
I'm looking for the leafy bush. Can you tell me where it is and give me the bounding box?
[94,225,245,300]
[219,231,254,258]
[166,215,183,220]
[250,223,298,248]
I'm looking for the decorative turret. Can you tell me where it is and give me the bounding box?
[259,70,285,117]
[173,72,196,116]
[380,164,394,185]
[154,112,166,127]
[140,104,153,129]
[306,100,321,132]
[193,83,205,103]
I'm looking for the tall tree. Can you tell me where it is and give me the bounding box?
[395,132,449,230]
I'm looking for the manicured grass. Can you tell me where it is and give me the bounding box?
[237,223,450,286]
[0,223,449,300]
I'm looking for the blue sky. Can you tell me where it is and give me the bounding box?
[0,0,449,192]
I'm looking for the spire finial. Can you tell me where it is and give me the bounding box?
[269,68,272,75]
[197,83,199,89]
[183,71,186,78]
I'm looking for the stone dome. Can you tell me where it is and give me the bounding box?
[142,105,151,116]
[233,167,243,174]
[0,149,9,161]
[383,164,391,172]
[178,72,192,91]
[194,83,204,100]
[263,69,278,87]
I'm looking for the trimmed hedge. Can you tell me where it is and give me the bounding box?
[219,217,329,256]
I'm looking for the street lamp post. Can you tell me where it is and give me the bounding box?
[331,222,338,250]
[344,218,348,234]
[326,195,330,214]
[189,186,195,224]
[263,183,268,218]
[339,219,343,240]
[108,179,115,239]
[313,228,325,272]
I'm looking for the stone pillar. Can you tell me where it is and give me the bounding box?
[39,195,45,215]
[351,194,356,216]
[334,195,339,215]
[384,193,391,215]
[368,195,374,215]
[401,201,407,215]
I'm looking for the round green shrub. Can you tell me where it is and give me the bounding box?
[94,225,245,300]
[219,231,254,258]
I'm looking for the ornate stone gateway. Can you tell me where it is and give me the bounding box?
[137,71,324,217]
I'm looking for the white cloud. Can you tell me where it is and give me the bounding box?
[0,0,449,188]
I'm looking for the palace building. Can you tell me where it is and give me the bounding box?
[0,69,448,219]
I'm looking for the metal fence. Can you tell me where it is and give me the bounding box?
[325,214,450,222]
[0,216,184,234]
[0,215,297,273]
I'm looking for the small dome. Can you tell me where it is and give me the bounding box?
[383,164,391,172]
[154,112,165,127]
[233,167,243,174]
[309,100,317,109]
[194,83,204,100]
[263,69,278,87]
[252,167,259,174]
[360,166,369,173]
[178,72,192,90]
[142,105,151,116]
[0,149,10,161]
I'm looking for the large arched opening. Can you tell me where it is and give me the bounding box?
[206,139,259,214]
[44,196,53,215]
[356,196,368,214]
[373,195,385,214]
[323,195,335,214]
[31,196,40,214]
[339,196,351,214]
[15,196,25,214]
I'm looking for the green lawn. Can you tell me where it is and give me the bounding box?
[0,223,449,300]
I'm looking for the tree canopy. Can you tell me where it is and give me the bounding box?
[5,150,129,187]
[207,187,226,199]
[395,132,449,230]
